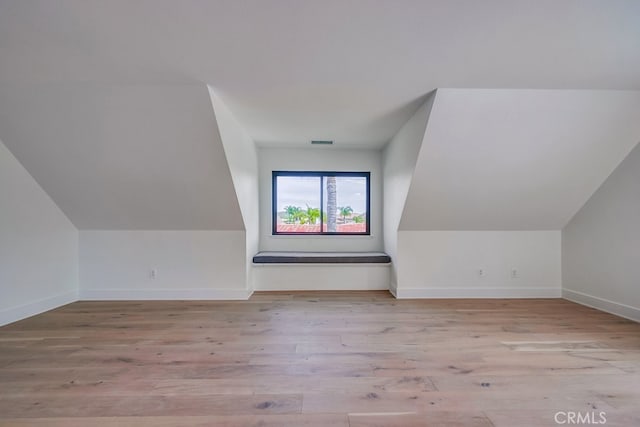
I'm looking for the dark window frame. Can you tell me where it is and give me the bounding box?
[272,171,371,236]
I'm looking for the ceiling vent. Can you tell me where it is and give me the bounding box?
[311,140,333,145]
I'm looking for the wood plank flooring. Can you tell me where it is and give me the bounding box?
[0,291,639,426]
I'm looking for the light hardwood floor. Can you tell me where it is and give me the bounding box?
[0,291,639,426]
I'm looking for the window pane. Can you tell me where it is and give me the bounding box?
[275,176,321,233]
[322,176,367,233]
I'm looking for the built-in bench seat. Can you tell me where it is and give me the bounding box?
[252,251,391,290]
[252,251,391,264]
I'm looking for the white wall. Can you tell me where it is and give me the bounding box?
[209,88,259,291]
[258,147,383,252]
[382,92,436,291]
[400,89,640,230]
[254,264,390,291]
[0,140,78,326]
[0,84,244,230]
[563,142,640,321]
[79,230,249,300]
[395,231,561,298]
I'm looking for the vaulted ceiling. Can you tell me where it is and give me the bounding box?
[0,84,243,229]
[400,89,640,230]
[1,1,639,230]
[1,0,639,147]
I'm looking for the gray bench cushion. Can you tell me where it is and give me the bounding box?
[253,251,391,264]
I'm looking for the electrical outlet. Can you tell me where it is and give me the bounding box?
[511,269,519,279]
[150,269,157,279]
[478,268,485,277]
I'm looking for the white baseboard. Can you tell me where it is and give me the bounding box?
[563,289,640,323]
[79,288,253,301]
[395,287,562,299]
[0,290,78,327]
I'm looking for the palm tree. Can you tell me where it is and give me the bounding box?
[306,205,320,225]
[296,210,309,224]
[326,176,337,232]
[284,205,301,224]
[338,206,353,223]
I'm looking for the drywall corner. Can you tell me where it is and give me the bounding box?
[382,91,437,289]
[562,141,640,322]
[0,139,79,326]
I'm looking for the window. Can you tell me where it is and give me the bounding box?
[272,171,370,235]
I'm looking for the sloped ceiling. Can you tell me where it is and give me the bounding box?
[399,89,640,230]
[1,0,639,147]
[0,85,243,230]
[0,2,639,231]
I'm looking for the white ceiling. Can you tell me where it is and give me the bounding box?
[0,85,244,230]
[1,1,639,231]
[400,89,640,230]
[1,0,639,147]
